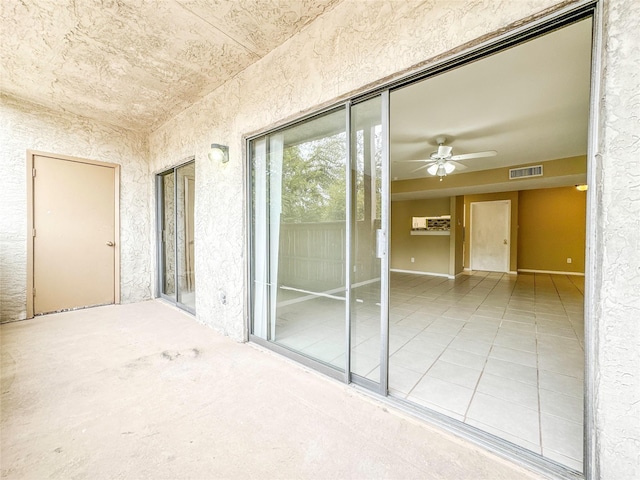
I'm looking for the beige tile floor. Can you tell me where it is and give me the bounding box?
[273,271,585,472]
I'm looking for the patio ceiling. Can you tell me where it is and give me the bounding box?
[0,0,341,131]
[1,1,592,190]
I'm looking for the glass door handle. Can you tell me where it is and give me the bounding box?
[376,229,386,258]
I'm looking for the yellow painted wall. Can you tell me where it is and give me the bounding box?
[392,156,587,196]
[464,192,519,272]
[391,197,450,275]
[451,196,465,276]
[518,186,586,273]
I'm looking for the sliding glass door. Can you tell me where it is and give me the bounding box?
[158,160,196,313]
[248,11,592,473]
[250,108,348,371]
[249,98,389,386]
[349,94,387,390]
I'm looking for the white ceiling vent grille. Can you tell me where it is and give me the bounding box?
[509,165,543,180]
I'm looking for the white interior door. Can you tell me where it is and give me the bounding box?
[470,200,510,273]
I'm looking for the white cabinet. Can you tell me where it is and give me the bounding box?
[411,215,451,235]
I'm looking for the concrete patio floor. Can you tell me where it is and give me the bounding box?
[1,300,542,479]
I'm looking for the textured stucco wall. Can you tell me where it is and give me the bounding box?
[149,0,566,340]
[594,0,640,478]
[0,95,153,321]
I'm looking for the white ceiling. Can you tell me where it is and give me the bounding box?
[0,0,341,131]
[390,18,593,183]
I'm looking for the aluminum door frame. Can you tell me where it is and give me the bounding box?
[347,91,390,397]
[156,157,196,315]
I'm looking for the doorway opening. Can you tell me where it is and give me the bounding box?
[157,159,196,313]
[388,17,591,472]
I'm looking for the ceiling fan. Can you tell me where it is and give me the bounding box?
[399,136,497,180]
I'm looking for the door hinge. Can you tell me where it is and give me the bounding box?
[32,168,36,177]
[33,288,36,297]
[32,228,36,237]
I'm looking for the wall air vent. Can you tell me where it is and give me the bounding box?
[509,165,543,180]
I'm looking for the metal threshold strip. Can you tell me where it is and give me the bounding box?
[352,385,585,480]
[248,334,584,479]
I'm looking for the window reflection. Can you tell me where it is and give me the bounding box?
[251,109,347,369]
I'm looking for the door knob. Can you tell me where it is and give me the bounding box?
[106,241,115,246]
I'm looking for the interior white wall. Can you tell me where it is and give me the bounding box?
[0,95,153,321]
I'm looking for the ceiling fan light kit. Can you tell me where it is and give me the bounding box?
[428,161,456,181]
[398,135,497,180]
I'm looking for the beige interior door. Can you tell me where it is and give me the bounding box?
[32,155,116,315]
[470,200,510,273]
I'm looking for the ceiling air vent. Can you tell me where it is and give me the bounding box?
[509,165,543,180]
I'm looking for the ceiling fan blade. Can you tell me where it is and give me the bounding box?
[437,145,453,157]
[411,162,435,174]
[450,150,497,161]
[448,160,468,171]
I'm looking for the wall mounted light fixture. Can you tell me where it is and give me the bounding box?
[208,143,229,163]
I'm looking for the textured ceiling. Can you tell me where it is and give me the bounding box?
[0,0,341,131]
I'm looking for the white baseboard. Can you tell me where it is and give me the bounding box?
[463,268,518,275]
[518,269,585,276]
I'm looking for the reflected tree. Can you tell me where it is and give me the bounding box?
[280,133,347,223]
